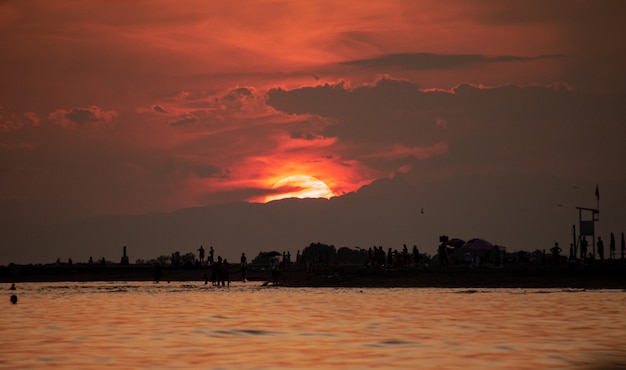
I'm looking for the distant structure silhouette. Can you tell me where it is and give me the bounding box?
[121,246,129,265]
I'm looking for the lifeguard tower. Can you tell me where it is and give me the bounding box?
[574,186,600,258]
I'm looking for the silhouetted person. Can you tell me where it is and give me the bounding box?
[240,253,248,282]
[214,256,223,285]
[494,245,502,266]
[620,231,626,260]
[550,242,562,264]
[580,236,588,261]
[9,283,16,290]
[221,259,230,287]
[402,244,409,265]
[412,245,420,265]
[121,246,129,265]
[10,295,17,304]
[208,246,214,265]
[438,243,448,270]
[198,246,205,264]
[88,256,93,265]
[210,264,218,286]
[270,256,281,285]
[598,237,605,261]
[609,232,616,260]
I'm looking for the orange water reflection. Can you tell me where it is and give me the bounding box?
[2,283,625,369]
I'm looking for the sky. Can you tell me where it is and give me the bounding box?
[1,0,626,265]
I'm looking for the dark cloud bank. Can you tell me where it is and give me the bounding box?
[340,52,564,70]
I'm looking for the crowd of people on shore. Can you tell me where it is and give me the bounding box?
[148,234,626,285]
[7,230,623,290]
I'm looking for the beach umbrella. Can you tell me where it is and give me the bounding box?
[461,238,494,250]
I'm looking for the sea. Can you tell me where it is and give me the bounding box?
[2,282,625,369]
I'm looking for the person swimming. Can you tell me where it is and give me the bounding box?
[9,283,16,290]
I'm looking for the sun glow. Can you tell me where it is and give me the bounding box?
[264,175,335,202]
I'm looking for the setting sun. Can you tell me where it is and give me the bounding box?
[264,175,335,202]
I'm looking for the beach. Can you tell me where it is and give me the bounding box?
[2,262,625,289]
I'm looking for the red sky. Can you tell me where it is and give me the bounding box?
[1,0,625,264]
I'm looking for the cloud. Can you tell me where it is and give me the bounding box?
[266,78,444,146]
[363,143,448,161]
[150,86,265,130]
[221,87,255,111]
[193,164,228,179]
[340,52,564,70]
[169,115,199,127]
[266,78,626,182]
[48,106,118,128]
[0,110,40,132]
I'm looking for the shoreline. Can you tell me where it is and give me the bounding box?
[2,263,626,289]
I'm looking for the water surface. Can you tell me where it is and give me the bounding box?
[2,282,625,369]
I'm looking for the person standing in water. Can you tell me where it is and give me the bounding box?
[240,253,248,282]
